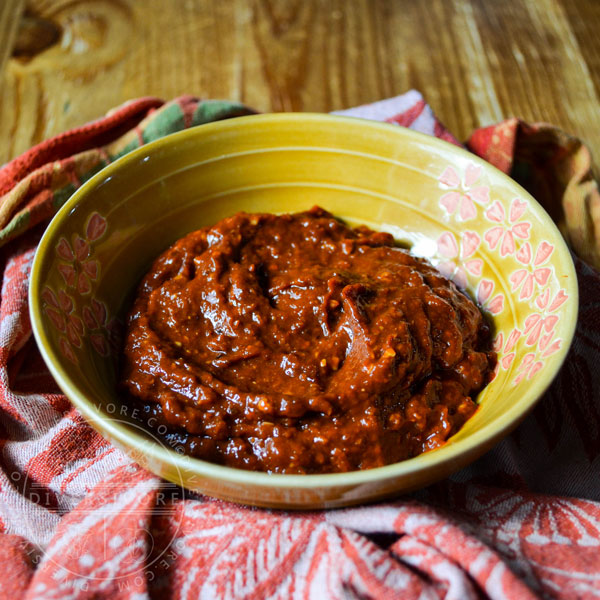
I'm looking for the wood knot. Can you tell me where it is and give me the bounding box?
[12,12,61,60]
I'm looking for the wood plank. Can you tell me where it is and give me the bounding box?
[0,0,599,165]
[0,0,24,87]
[559,0,600,164]
[467,0,600,155]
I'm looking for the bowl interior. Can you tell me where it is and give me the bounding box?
[30,114,578,507]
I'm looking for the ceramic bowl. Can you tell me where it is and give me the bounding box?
[29,114,578,509]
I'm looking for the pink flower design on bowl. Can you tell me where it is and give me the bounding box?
[522,313,559,348]
[494,328,522,371]
[41,286,84,364]
[509,241,554,301]
[55,212,107,295]
[523,288,568,353]
[476,279,505,315]
[514,353,545,385]
[438,163,490,221]
[436,230,483,290]
[483,198,531,256]
[41,287,84,349]
[82,298,119,357]
[493,287,567,381]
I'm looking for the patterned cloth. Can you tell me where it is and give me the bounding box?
[0,91,599,600]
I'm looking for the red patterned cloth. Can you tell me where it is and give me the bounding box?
[0,92,599,600]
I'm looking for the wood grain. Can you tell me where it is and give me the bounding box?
[0,0,24,79]
[1,0,599,166]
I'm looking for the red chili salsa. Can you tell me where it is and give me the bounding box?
[120,207,495,473]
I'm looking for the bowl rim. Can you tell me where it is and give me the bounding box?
[29,112,579,490]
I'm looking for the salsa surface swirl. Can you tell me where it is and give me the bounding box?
[121,207,495,473]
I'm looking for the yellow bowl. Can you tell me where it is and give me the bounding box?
[29,113,578,509]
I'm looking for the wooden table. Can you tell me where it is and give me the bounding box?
[1,0,599,166]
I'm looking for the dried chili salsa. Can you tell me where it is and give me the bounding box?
[120,207,495,473]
